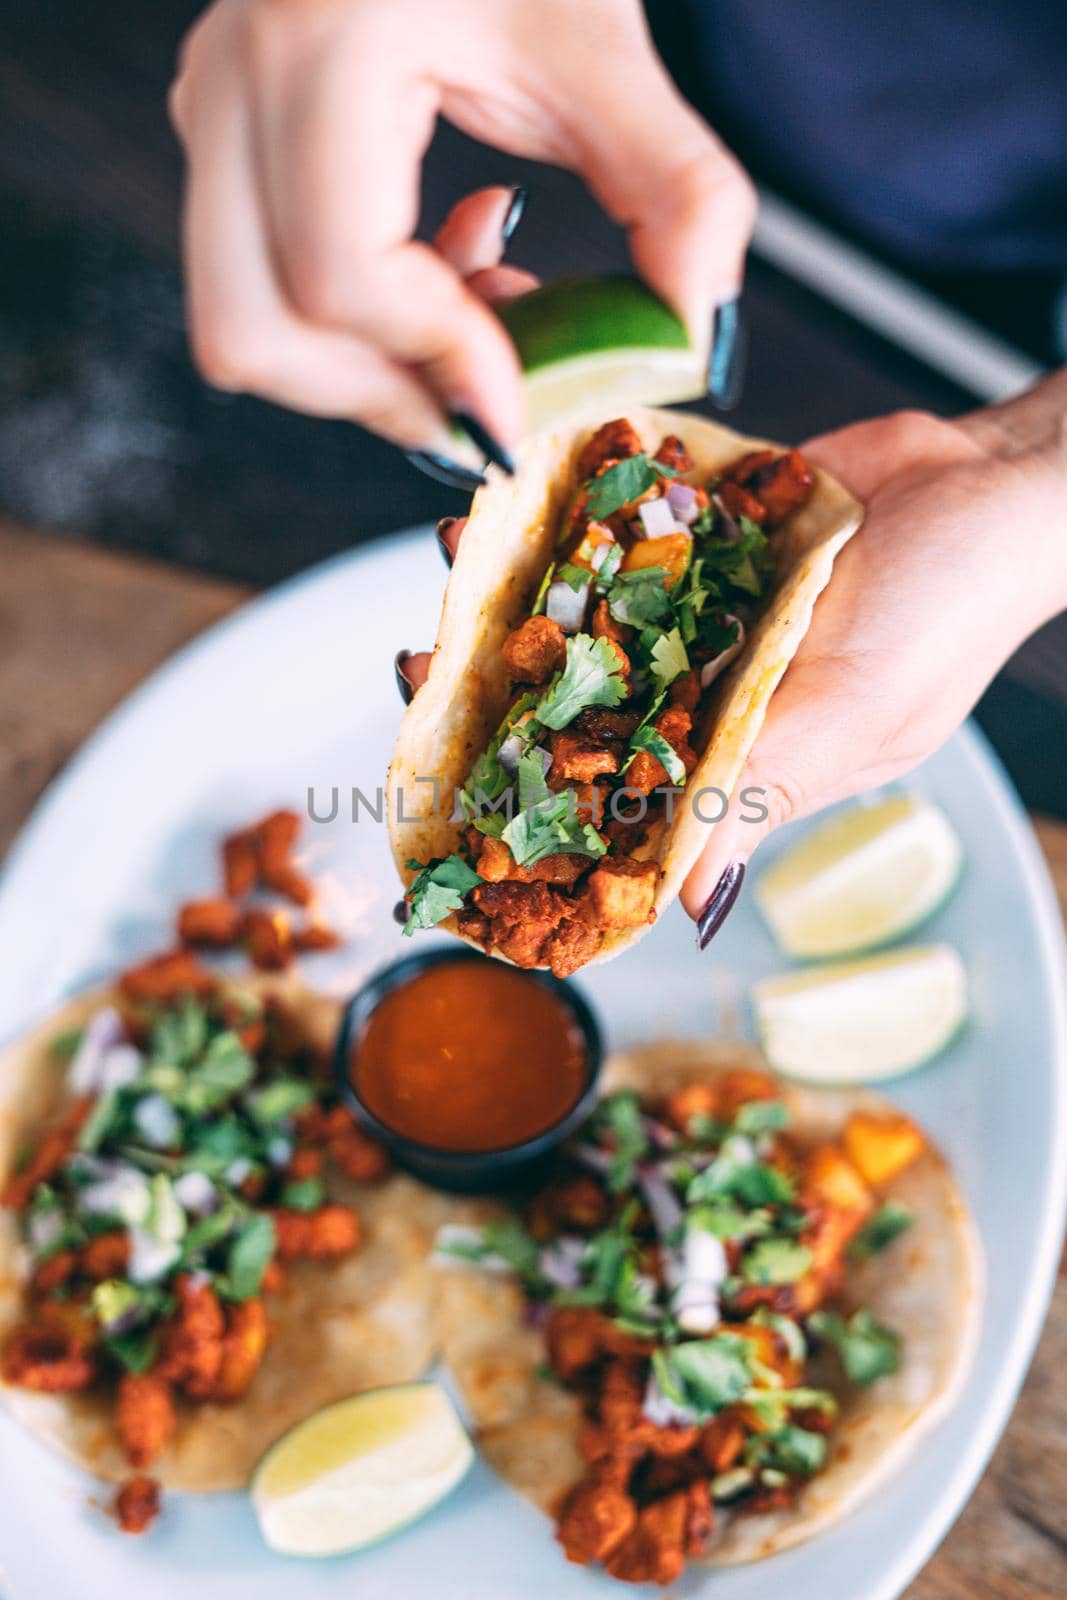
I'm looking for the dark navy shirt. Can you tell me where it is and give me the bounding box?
[649,1,1067,276]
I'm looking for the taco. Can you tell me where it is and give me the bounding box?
[0,966,453,1519]
[388,409,862,975]
[434,1041,982,1586]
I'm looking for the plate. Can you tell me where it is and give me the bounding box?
[0,529,1064,1600]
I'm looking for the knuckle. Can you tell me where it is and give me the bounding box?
[749,772,807,833]
[284,251,356,327]
[189,313,269,393]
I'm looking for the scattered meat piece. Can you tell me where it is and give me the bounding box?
[1,1320,96,1393]
[113,1476,161,1535]
[287,1146,324,1181]
[684,1479,714,1556]
[502,615,567,684]
[261,1259,287,1295]
[715,1068,779,1120]
[328,1124,392,1183]
[550,728,621,783]
[544,1307,612,1383]
[256,809,301,874]
[602,638,632,689]
[663,1082,719,1134]
[222,829,259,899]
[717,479,766,524]
[597,1358,645,1435]
[699,1410,747,1474]
[471,881,565,968]
[116,1372,177,1469]
[591,598,631,647]
[654,434,694,473]
[626,706,698,795]
[292,921,342,952]
[724,448,814,526]
[1,1098,92,1210]
[80,1231,130,1281]
[455,905,492,944]
[263,865,313,907]
[31,1250,77,1295]
[272,1203,361,1259]
[581,857,658,931]
[475,834,588,888]
[177,898,243,948]
[669,669,701,713]
[244,908,294,971]
[744,1484,796,1515]
[551,1174,613,1233]
[546,913,603,977]
[119,949,216,1003]
[207,1299,270,1401]
[572,707,640,744]
[557,1473,638,1567]
[605,1491,689,1586]
[157,1276,226,1394]
[576,419,642,480]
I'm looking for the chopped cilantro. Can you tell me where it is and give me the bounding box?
[648,626,690,693]
[847,1201,914,1261]
[701,517,774,599]
[501,751,606,868]
[536,634,628,730]
[625,725,686,786]
[224,1212,276,1300]
[595,1092,650,1193]
[584,454,676,520]
[741,1238,812,1285]
[687,1201,773,1242]
[245,1078,316,1127]
[50,1027,85,1062]
[403,854,483,933]
[809,1308,900,1385]
[556,562,592,593]
[653,1333,752,1416]
[606,568,672,628]
[748,1424,828,1477]
[281,1177,326,1212]
[77,1088,122,1153]
[733,1100,789,1136]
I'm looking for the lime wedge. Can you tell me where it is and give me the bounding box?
[496,276,705,434]
[752,944,968,1084]
[251,1383,473,1558]
[755,793,963,959]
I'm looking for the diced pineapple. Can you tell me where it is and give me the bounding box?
[803,1144,874,1220]
[621,532,692,589]
[843,1111,925,1187]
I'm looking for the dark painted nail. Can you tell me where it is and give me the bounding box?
[707,298,745,410]
[696,859,746,949]
[394,649,417,705]
[436,516,457,568]
[501,183,528,248]
[405,449,486,492]
[450,411,516,476]
[392,899,411,926]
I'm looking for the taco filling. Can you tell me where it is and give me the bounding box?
[401,419,816,974]
[0,977,390,1528]
[436,1064,927,1587]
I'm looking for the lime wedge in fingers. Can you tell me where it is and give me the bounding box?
[755,793,964,959]
[251,1383,473,1558]
[496,276,706,434]
[752,944,968,1085]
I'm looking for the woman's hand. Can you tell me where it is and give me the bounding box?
[169,0,754,457]
[682,376,1067,938]
[398,375,1067,943]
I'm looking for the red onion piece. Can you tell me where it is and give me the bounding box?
[643,1372,699,1428]
[711,493,742,543]
[666,481,700,524]
[700,617,746,689]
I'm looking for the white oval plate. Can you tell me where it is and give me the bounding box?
[0,530,1064,1600]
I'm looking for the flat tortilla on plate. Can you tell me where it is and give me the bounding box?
[0,979,457,1491]
[387,407,863,966]
[435,1040,983,1565]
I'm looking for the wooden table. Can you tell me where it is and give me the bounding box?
[1,519,1064,1596]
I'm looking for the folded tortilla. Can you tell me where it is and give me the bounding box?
[435,1040,983,1566]
[388,408,863,964]
[0,979,457,1491]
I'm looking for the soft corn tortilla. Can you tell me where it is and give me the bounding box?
[388,408,863,965]
[0,979,457,1491]
[435,1040,983,1566]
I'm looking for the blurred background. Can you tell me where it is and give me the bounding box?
[1,0,1065,821]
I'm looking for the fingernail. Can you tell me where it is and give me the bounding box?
[405,449,486,492]
[436,516,457,568]
[696,859,746,950]
[394,649,417,705]
[501,183,528,248]
[707,298,745,410]
[450,411,516,476]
